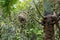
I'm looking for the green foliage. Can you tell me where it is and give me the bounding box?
[0,0,60,40]
[0,0,19,18]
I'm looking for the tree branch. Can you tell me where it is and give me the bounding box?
[33,0,44,18]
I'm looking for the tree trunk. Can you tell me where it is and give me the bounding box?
[43,0,55,40]
[42,15,55,40]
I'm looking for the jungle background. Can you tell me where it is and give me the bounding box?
[0,0,60,40]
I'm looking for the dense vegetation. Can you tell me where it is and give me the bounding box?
[0,0,60,40]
